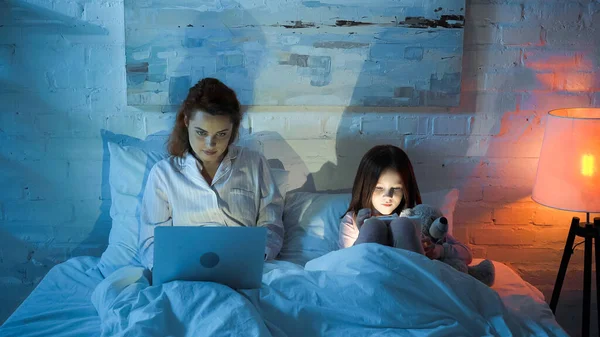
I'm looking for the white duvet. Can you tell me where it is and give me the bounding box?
[91,244,567,337]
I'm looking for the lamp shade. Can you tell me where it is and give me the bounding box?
[532,108,600,213]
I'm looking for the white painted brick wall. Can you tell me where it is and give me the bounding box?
[1,0,597,334]
[501,26,546,47]
[467,3,524,23]
[431,116,471,135]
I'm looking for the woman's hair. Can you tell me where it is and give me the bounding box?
[346,145,422,215]
[167,78,242,157]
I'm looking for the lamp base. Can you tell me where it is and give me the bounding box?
[550,216,600,337]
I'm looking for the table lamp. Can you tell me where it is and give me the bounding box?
[532,108,600,337]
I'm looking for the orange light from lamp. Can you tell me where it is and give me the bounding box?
[581,154,594,177]
[532,108,600,213]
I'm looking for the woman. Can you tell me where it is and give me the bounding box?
[139,78,284,270]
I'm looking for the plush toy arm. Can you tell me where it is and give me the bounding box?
[441,234,473,265]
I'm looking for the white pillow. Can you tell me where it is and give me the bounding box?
[279,189,459,266]
[97,143,167,277]
[98,142,291,277]
[279,193,352,266]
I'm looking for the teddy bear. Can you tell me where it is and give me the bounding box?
[400,204,495,287]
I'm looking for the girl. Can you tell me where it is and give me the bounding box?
[139,78,284,270]
[338,145,472,265]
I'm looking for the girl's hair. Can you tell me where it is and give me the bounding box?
[167,78,242,157]
[346,145,422,215]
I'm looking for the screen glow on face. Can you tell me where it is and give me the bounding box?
[371,169,404,215]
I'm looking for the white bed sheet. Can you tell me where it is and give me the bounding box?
[0,256,102,337]
[483,259,559,328]
[0,253,564,337]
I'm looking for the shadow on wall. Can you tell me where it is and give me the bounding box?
[303,5,474,194]
[76,2,312,267]
[0,0,108,323]
[0,0,107,34]
[305,1,596,212]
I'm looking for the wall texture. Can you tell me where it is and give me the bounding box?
[1,0,599,335]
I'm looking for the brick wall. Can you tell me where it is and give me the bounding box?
[1,0,598,335]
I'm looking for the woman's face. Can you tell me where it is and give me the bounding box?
[186,111,233,166]
[371,169,404,215]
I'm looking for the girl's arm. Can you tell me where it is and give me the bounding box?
[338,212,359,249]
[138,166,173,270]
[440,234,473,265]
[256,155,284,260]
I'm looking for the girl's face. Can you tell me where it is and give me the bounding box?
[185,111,233,166]
[371,169,404,215]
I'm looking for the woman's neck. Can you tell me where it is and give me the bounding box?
[203,162,219,175]
[200,165,217,184]
[190,150,224,185]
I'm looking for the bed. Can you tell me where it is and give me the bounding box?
[0,142,569,337]
[0,257,102,337]
[0,252,566,336]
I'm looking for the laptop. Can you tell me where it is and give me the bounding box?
[152,226,267,289]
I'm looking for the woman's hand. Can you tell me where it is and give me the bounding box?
[422,237,443,259]
[356,208,372,229]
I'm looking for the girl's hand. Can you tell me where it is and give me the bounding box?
[422,237,443,259]
[356,208,372,229]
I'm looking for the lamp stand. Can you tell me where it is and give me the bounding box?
[550,216,600,337]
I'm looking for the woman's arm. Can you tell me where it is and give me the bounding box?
[440,234,473,265]
[138,166,173,270]
[338,212,359,249]
[256,156,284,260]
